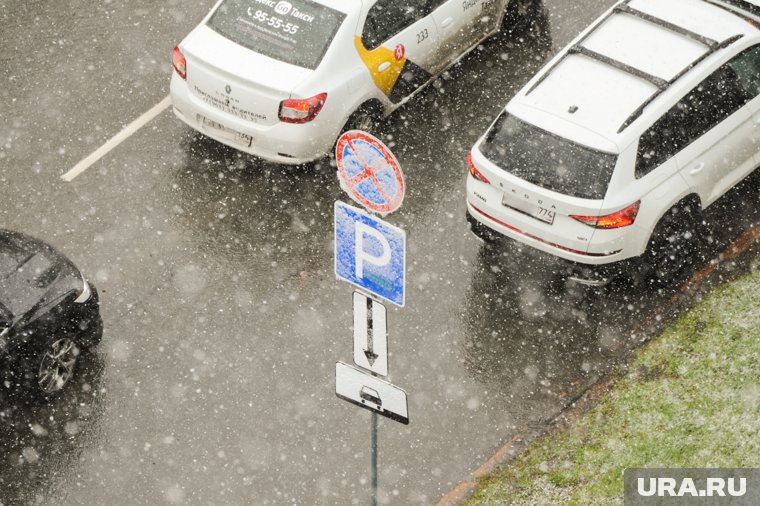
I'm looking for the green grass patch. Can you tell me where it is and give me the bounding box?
[467,259,760,505]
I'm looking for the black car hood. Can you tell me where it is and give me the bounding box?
[0,230,81,319]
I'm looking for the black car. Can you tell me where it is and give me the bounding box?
[0,229,102,397]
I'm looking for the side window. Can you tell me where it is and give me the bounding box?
[361,1,429,50]
[635,45,760,178]
[728,45,760,98]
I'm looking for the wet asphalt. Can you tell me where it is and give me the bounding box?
[1,0,758,505]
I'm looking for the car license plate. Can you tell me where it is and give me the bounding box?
[199,116,253,147]
[502,194,556,225]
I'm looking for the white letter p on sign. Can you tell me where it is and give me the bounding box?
[355,222,391,279]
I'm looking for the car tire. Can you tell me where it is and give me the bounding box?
[637,201,707,287]
[343,103,383,135]
[35,336,80,397]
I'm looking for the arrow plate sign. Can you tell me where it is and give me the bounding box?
[353,292,388,376]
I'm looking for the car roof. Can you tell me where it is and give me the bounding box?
[510,0,760,152]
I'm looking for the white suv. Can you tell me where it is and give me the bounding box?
[170,0,536,165]
[466,0,760,285]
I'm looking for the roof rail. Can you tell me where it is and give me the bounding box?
[569,45,668,89]
[526,0,724,97]
[524,0,633,95]
[521,0,745,134]
[617,33,744,133]
[614,4,718,47]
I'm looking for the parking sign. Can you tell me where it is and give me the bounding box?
[334,201,405,307]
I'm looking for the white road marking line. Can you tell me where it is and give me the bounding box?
[61,94,172,182]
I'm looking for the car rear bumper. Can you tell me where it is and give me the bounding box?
[170,77,337,165]
[466,195,638,263]
[466,210,638,285]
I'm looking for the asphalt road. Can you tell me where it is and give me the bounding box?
[0,1,758,505]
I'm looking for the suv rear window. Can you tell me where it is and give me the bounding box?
[208,0,346,70]
[480,113,617,199]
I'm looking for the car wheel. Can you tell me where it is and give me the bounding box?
[37,337,79,396]
[345,107,378,133]
[638,202,707,287]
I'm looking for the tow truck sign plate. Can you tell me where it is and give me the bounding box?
[335,362,409,425]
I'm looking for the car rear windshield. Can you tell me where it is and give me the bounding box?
[207,0,345,70]
[480,113,617,199]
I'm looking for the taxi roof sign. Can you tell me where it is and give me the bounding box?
[335,130,404,215]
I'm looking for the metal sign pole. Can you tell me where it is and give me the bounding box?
[333,130,408,506]
[371,411,378,506]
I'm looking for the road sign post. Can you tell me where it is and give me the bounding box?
[333,130,408,506]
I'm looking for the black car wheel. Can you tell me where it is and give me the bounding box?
[37,337,79,395]
[348,109,376,132]
[343,102,384,135]
[637,201,707,287]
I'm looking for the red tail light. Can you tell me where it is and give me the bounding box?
[279,93,327,123]
[570,201,641,229]
[467,152,490,184]
[173,46,187,80]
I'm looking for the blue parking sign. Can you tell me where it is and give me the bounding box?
[334,201,405,307]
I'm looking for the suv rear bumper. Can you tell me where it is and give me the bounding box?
[466,210,639,285]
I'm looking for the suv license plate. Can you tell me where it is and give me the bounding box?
[502,195,556,225]
[200,116,253,147]
[534,206,556,224]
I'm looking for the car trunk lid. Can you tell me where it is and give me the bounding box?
[182,25,313,127]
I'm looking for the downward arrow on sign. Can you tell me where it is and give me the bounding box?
[353,291,388,376]
[364,297,379,365]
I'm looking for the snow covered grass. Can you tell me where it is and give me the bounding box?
[466,257,760,505]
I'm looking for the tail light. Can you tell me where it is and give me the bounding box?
[279,93,327,123]
[467,152,490,184]
[570,201,640,229]
[173,46,187,80]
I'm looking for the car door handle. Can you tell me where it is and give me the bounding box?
[377,62,391,73]
[441,17,453,28]
[689,162,705,175]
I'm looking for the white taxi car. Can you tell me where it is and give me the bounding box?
[170,0,536,164]
[466,0,760,285]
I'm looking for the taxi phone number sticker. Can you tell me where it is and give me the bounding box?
[247,8,299,34]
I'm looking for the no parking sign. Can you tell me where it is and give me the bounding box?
[335,130,405,215]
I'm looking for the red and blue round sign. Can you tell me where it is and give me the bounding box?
[335,130,405,215]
